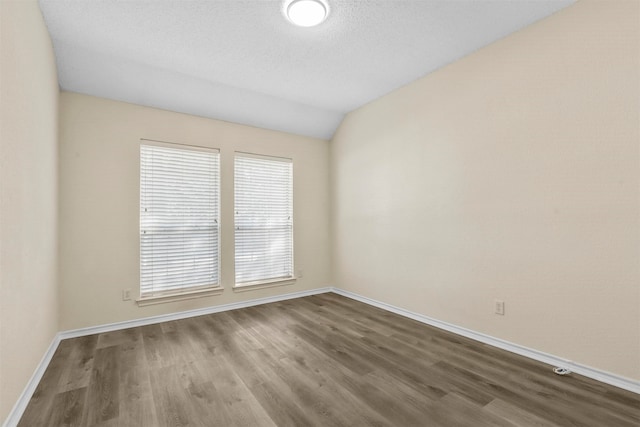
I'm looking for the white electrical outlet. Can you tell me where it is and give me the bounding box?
[122,289,131,301]
[495,300,505,315]
[297,269,304,278]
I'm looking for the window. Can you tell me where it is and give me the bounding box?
[234,153,294,287]
[140,141,220,300]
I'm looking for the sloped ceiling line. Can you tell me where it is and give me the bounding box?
[39,0,575,139]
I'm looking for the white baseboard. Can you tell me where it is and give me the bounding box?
[331,287,640,395]
[59,286,333,340]
[4,284,638,427]
[2,334,62,427]
[2,286,332,427]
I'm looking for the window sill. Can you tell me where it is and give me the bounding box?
[136,286,224,307]
[233,277,296,293]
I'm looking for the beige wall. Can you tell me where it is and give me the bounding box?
[0,0,60,420]
[331,0,639,380]
[1,1,637,420]
[58,92,331,330]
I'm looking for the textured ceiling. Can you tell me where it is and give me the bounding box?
[39,0,575,139]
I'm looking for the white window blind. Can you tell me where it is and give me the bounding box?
[234,153,293,285]
[140,142,220,298]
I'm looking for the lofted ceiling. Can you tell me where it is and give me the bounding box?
[38,0,575,140]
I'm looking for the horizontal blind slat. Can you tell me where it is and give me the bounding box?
[140,144,220,298]
[234,154,293,284]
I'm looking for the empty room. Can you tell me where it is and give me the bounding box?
[1,0,638,426]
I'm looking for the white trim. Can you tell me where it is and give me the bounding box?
[2,286,332,427]
[136,286,224,306]
[2,335,62,427]
[233,277,296,292]
[59,287,332,340]
[235,150,292,163]
[5,285,638,427]
[140,138,220,153]
[331,287,640,395]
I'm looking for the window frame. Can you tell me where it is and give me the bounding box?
[138,139,222,305]
[233,151,295,290]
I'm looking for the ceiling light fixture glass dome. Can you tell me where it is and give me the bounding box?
[286,0,328,27]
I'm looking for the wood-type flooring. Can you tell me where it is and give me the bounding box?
[18,293,640,426]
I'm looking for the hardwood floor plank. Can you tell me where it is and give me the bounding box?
[206,310,243,336]
[293,321,449,402]
[223,348,318,427]
[118,366,158,427]
[257,352,366,427]
[140,323,176,369]
[57,335,99,393]
[435,359,638,427]
[47,387,87,427]
[281,339,432,426]
[82,345,119,425]
[431,393,516,427]
[442,344,640,425]
[17,339,76,427]
[115,327,146,370]
[246,309,439,425]
[484,398,561,427]
[180,316,219,359]
[148,365,192,427]
[96,327,139,350]
[212,354,278,427]
[18,294,640,427]
[278,354,391,427]
[291,322,375,376]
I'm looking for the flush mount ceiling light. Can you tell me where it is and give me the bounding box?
[286,0,328,27]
